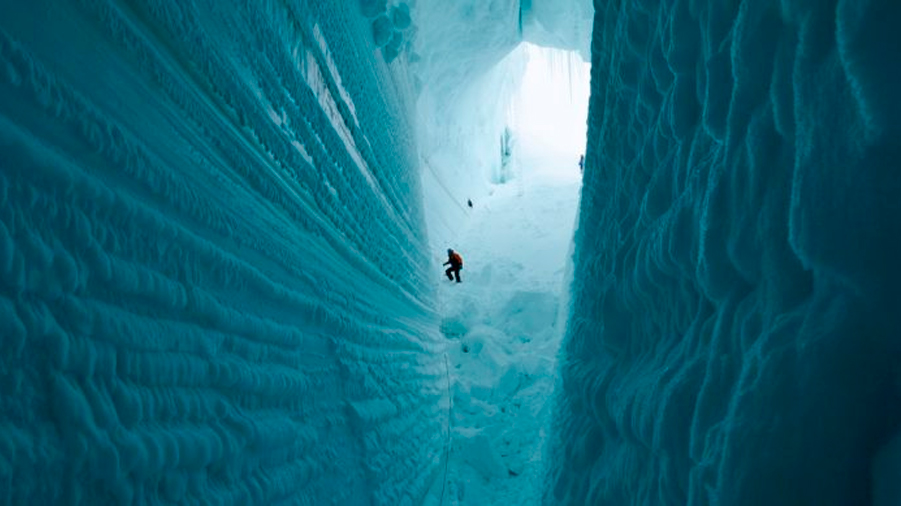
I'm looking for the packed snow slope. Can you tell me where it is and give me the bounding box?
[431,139,582,506]
[547,1,901,505]
[0,1,447,504]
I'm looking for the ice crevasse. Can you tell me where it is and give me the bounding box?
[0,0,900,505]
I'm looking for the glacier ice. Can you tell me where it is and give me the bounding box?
[546,1,901,505]
[3,0,900,504]
[0,0,444,503]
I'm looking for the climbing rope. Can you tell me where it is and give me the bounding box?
[439,352,453,505]
[423,157,469,214]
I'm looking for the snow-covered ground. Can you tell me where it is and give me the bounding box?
[429,137,581,506]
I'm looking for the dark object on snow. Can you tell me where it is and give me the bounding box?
[467,199,473,208]
[578,154,584,172]
[443,248,463,283]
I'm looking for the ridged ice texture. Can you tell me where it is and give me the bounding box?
[548,0,901,504]
[0,1,446,504]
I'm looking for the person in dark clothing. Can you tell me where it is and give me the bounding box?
[444,248,463,283]
[578,154,584,172]
[467,199,473,208]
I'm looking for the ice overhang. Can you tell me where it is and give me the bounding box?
[408,0,592,103]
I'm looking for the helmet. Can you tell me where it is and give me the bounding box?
[447,248,454,255]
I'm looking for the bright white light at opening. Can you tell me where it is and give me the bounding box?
[511,43,591,159]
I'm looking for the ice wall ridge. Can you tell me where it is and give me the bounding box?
[547,0,901,504]
[0,0,446,504]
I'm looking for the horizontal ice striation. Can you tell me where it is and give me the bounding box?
[548,1,901,505]
[0,0,446,504]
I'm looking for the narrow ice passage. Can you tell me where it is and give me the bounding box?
[8,0,898,504]
[433,139,582,505]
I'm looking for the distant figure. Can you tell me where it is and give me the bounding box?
[578,154,584,172]
[443,248,463,283]
[467,199,473,208]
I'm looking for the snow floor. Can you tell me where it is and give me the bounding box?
[431,137,582,505]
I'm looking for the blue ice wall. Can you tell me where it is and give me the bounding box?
[0,1,447,504]
[549,0,901,504]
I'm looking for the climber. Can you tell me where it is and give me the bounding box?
[443,248,463,283]
[467,199,473,208]
[578,154,584,172]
